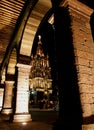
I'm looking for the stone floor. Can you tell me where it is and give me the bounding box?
[0,114,53,130]
[0,109,58,130]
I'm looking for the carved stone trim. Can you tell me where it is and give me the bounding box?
[60,0,93,18]
[16,63,31,72]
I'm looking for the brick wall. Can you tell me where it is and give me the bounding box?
[67,0,94,127]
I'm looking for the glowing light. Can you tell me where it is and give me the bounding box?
[22,122,27,125]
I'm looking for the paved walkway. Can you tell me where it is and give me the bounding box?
[0,109,57,130]
[0,114,53,130]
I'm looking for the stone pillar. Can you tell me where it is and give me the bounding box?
[53,0,94,129]
[1,81,14,114]
[69,1,93,118]
[13,63,32,122]
[60,0,94,129]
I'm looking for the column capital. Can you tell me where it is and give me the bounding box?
[17,63,31,68]
[5,80,15,84]
[16,63,31,72]
[60,0,93,18]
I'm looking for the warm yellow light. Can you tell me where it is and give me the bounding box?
[44,91,47,94]
[22,122,27,125]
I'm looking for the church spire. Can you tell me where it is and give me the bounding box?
[36,35,44,57]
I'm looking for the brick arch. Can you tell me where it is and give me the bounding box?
[6,48,17,81]
[20,0,52,57]
[1,68,6,84]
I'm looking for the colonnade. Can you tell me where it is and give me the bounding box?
[1,63,32,122]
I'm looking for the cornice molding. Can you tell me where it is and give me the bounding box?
[60,0,93,18]
[5,81,14,84]
[16,63,31,70]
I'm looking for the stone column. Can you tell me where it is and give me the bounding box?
[1,81,14,114]
[60,0,94,129]
[13,63,32,122]
[53,0,94,129]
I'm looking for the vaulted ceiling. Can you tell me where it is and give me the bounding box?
[0,0,54,71]
[0,0,25,65]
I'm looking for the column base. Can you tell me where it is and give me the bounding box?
[1,108,13,114]
[13,113,32,123]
